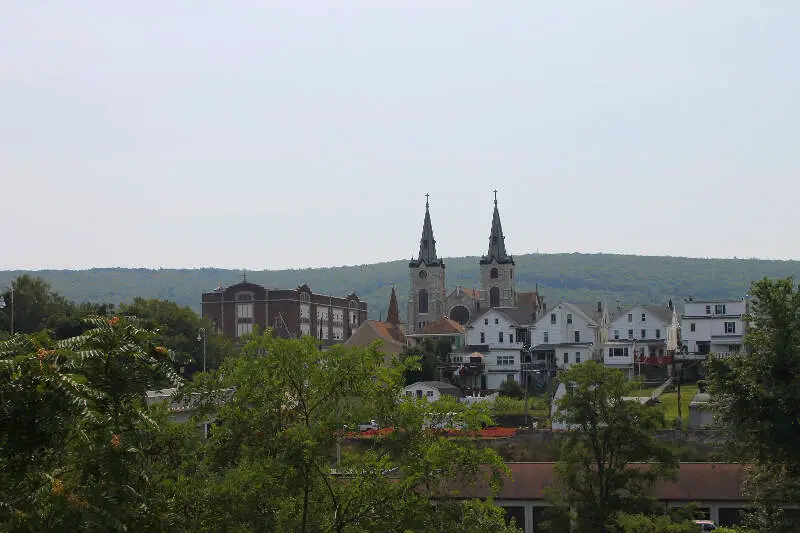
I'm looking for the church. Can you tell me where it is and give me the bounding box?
[406,193,545,337]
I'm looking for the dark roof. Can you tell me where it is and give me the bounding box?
[480,196,513,265]
[410,197,443,268]
[409,381,461,396]
[449,463,747,502]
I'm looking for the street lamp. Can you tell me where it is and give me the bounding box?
[197,328,207,373]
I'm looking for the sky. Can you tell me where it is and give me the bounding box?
[2,1,798,271]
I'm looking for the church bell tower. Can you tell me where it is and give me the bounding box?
[408,194,446,334]
[479,191,515,308]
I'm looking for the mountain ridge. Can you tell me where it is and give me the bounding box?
[2,253,798,320]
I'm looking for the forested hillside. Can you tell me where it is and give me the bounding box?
[2,253,799,319]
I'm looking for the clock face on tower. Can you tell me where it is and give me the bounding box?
[418,271,427,279]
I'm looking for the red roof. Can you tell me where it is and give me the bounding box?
[419,316,465,335]
[457,463,747,502]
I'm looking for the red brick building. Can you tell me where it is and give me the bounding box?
[201,280,368,346]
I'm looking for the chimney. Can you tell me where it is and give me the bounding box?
[597,301,602,313]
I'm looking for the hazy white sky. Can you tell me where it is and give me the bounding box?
[2,1,798,270]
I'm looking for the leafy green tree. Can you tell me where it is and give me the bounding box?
[550,361,677,533]
[707,278,800,533]
[498,379,525,399]
[118,297,236,374]
[613,513,699,533]
[173,332,514,532]
[0,316,182,532]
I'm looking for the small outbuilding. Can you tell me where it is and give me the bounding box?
[403,381,461,401]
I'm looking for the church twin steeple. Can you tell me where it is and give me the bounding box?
[410,193,443,268]
[481,190,514,266]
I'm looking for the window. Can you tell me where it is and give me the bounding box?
[507,374,515,382]
[624,347,629,357]
[418,289,428,314]
[416,390,423,398]
[575,352,581,363]
[628,329,633,339]
[610,347,626,357]
[405,391,413,397]
[563,353,569,364]
[418,270,427,279]
[426,390,434,397]
[490,268,499,279]
[510,269,513,279]
[641,313,646,322]
[724,321,736,334]
[550,313,557,325]
[236,302,254,338]
[574,331,580,343]
[497,355,514,366]
[509,334,514,343]
[641,329,646,339]
[705,305,711,315]
[480,332,485,343]
[498,332,504,343]
[656,329,661,339]
[543,331,549,343]
[567,313,573,324]
[690,323,696,332]
[494,318,499,325]
[715,304,727,315]
[613,329,619,340]
[484,318,489,325]
[236,292,253,301]
[628,313,633,323]
[490,287,500,307]
[299,292,310,303]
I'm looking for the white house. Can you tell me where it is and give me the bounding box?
[463,308,529,390]
[402,381,461,402]
[530,302,608,370]
[681,298,748,358]
[604,304,675,375]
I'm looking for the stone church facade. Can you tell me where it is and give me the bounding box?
[407,193,544,335]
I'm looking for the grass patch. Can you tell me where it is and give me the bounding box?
[658,384,698,429]
[492,395,549,418]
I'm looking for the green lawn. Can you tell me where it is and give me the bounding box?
[657,384,699,428]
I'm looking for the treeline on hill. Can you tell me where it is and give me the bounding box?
[2,253,800,319]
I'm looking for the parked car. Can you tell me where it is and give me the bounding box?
[357,420,378,432]
[694,520,717,531]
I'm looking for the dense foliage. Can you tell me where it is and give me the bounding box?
[1,321,520,532]
[3,253,799,319]
[707,277,800,532]
[549,361,678,533]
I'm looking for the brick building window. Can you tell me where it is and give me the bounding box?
[418,289,429,314]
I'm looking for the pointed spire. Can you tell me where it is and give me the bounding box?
[387,286,400,324]
[411,194,443,267]
[481,190,514,265]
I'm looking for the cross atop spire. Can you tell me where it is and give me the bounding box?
[480,190,514,265]
[410,194,443,267]
[242,270,247,282]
